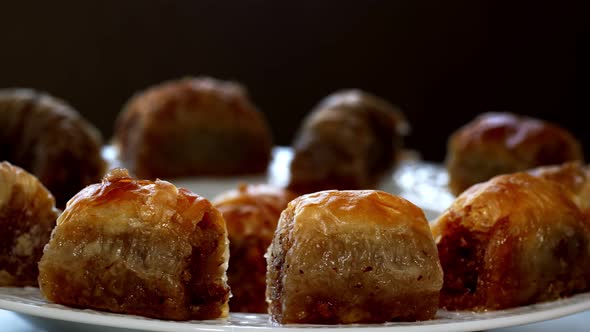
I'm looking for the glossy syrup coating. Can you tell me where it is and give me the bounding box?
[213,184,296,313]
[0,162,60,286]
[527,162,590,212]
[0,89,106,207]
[288,90,409,194]
[266,190,443,324]
[38,169,230,321]
[114,77,272,179]
[432,173,590,310]
[446,112,583,196]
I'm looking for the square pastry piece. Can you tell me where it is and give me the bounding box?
[38,169,230,320]
[266,190,443,324]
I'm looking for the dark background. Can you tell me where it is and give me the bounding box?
[0,1,582,161]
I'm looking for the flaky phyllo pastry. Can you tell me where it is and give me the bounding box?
[433,172,590,310]
[38,169,230,320]
[266,190,443,324]
[528,162,590,212]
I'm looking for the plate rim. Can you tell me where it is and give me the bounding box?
[1,287,590,332]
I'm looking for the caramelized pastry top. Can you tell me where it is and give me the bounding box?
[290,190,427,230]
[435,172,580,233]
[62,168,216,234]
[528,162,590,211]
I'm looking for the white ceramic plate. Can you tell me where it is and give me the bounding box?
[3,146,588,331]
[1,287,590,332]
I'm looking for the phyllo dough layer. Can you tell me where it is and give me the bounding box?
[38,169,229,320]
[266,190,443,324]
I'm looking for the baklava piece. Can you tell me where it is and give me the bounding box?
[432,173,590,310]
[446,112,583,196]
[0,162,59,286]
[114,77,272,179]
[266,190,443,324]
[38,169,230,321]
[0,88,106,207]
[213,184,296,313]
[288,90,409,194]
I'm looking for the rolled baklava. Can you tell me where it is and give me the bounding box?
[0,88,106,207]
[433,173,590,310]
[288,90,409,194]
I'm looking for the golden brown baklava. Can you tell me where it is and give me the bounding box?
[114,77,272,179]
[213,184,296,313]
[38,169,230,320]
[0,88,106,207]
[266,190,442,324]
[433,173,590,310]
[446,112,583,196]
[288,90,409,194]
[0,162,59,286]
